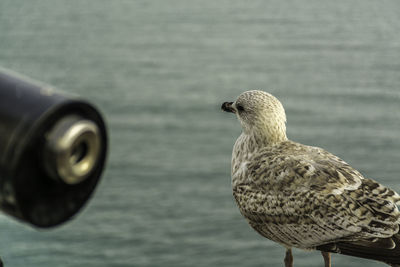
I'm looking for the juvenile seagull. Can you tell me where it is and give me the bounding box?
[221,90,400,267]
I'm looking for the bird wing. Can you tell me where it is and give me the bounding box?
[233,141,400,250]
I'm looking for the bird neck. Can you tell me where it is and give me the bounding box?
[245,124,288,145]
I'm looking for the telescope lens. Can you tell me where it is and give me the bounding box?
[44,116,101,185]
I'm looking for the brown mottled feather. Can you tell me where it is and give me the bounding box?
[233,140,400,264]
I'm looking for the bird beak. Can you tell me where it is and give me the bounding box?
[221,102,236,113]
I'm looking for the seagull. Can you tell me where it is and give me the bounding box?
[221,90,400,267]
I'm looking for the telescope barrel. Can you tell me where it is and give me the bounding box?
[0,69,107,228]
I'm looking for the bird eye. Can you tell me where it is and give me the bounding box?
[236,104,245,112]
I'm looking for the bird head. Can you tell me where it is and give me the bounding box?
[222,90,287,143]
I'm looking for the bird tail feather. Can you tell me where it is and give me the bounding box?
[317,234,400,266]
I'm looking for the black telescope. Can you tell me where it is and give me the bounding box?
[0,68,107,228]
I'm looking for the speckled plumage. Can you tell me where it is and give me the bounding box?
[222,90,400,266]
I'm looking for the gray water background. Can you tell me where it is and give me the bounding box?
[1,1,400,266]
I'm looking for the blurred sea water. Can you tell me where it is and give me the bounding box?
[0,1,400,266]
